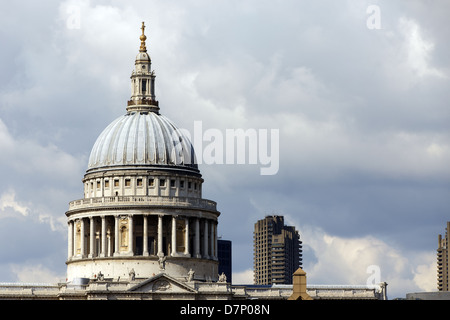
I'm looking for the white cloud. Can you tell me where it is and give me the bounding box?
[289,223,437,298]
[0,118,84,182]
[232,269,254,285]
[412,252,437,292]
[0,189,29,217]
[398,17,446,79]
[10,263,64,284]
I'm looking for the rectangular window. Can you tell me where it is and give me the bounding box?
[160,179,166,187]
[114,179,119,187]
[180,180,185,188]
[97,181,101,189]
[137,178,143,187]
[125,179,131,187]
[105,180,110,188]
[170,179,176,188]
[149,178,154,187]
[142,79,147,94]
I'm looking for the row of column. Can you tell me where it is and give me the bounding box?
[67,214,218,261]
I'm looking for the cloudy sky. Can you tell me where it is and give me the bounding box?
[0,0,449,298]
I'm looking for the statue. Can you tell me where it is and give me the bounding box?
[188,268,195,281]
[97,271,104,281]
[129,268,135,281]
[218,272,227,283]
[158,255,167,270]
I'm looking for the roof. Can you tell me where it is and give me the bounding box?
[87,111,198,173]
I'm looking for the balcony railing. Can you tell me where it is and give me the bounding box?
[68,195,217,212]
[127,99,159,106]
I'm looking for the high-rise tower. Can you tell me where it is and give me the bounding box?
[253,215,302,285]
[437,222,450,291]
[65,23,220,283]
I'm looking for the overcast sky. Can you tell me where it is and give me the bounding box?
[0,0,449,299]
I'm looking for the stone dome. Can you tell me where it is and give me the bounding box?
[87,111,198,173]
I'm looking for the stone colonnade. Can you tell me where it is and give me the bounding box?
[67,214,217,261]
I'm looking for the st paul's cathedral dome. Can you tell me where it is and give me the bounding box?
[65,22,220,284]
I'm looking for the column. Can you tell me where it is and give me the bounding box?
[114,215,120,256]
[128,215,134,255]
[203,219,209,259]
[80,219,85,258]
[214,221,219,260]
[89,217,95,258]
[143,215,149,256]
[157,215,164,257]
[210,221,215,259]
[194,218,201,258]
[67,220,73,260]
[171,215,177,256]
[73,220,77,257]
[101,216,106,257]
[184,218,190,256]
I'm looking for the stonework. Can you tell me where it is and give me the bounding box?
[0,278,387,300]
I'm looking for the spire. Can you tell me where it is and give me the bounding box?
[127,22,159,114]
[140,21,147,52]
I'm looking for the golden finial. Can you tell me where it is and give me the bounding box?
[140,21,147,52]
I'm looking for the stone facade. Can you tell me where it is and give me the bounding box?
[0,278,387,300]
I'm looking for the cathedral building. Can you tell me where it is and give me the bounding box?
[0,22,387,300]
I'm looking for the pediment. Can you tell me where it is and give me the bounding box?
[128,273,197,294]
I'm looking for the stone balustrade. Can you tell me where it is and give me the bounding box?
[68,195,217,212]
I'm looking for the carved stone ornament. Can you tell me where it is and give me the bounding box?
[152,280,171,292]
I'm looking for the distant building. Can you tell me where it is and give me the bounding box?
[437,222,450,291]
[217,239,232,283]
[253,215,302,285]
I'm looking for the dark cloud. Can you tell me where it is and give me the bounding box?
[0,0,448,298]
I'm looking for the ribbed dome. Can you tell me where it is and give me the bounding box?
[87,111,198,172]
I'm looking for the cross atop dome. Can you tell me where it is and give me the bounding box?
[140,21,147,52]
